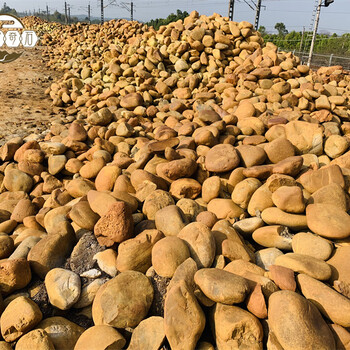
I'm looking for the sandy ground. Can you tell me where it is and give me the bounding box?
[0,46,61,145]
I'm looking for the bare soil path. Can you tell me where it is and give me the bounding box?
[0,46,61,145]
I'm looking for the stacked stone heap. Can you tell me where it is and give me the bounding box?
[0,10,350,349]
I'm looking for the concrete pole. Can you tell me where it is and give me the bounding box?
[101,0,104,24]
[299,26,305,52]
[307,0,322,67]
[254,0,262,30]
[228,0,234,21]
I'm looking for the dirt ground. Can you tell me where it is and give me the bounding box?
[0,46,61,145]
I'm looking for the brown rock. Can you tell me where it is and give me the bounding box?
[194,268,249,304]
[268,290,336,350]
[152,236,190,278]
[272,186,305,213]
[309,183,348,211]
[164,280,205,350]
[292,232,333,260]
[37,317,84,350]
[306,203,350,239]
[74,325,126,350]
[211,303,263,350]
[155,205,188,236]
[329,324,350,350]
[0,235,14,259]
[142,190,175,220]
[120,93,144,109]
[95,165,121,192]
[269,264,296,291]
[15,329,55,350]
[246,284,268,319]
[284,120,323,155]
[28,231,75,279]
[297,273,350,327]
[3,169,33,193]
[236,145,267,167]
[205,144,240,173]
[261,207,308,231]
[178,222,216,268]
[327,246,350,285]
[45,268,81,310]
[299,164,345,193]
[94,201,134,246]
[196,211,217,228]
[207,198,244,220]
[1,296,42,342]
[275,253,332,281]
[92,271,153,328]
[128,316,165,350]
[69,201,100,230]
[156,157,197,181]
[0,258,31,294]
[116,229,163,273]
[170,178,202,200]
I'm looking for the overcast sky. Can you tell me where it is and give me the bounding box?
[5,0,350,34]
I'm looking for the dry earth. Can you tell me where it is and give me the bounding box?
[0,47,61,145]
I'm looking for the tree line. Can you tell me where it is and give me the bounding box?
[260,23,350,56]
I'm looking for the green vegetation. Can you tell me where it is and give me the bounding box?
[0,2,18,16]
[147,9,189,30]
[262,23,350,56]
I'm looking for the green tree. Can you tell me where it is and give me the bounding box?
[275,22,288,36]
[147,9,189,30]
[258,25,267,36]
[0,2,18,15]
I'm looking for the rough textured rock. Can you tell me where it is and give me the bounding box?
[94,201,134,246]
[69,231,105,274]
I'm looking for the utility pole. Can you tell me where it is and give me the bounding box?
[228,0,234,21]
[46,4,49,20]
[307,0,322,67]
[64,2,68,24]
[131,1,134,21]
[101,0,104,24]
[88,4,91,24]
[254,0,262,30]
[299,26,305,52]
